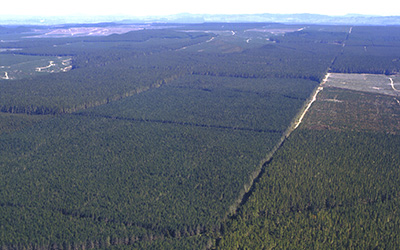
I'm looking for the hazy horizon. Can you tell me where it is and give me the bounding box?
[2,12,399,26]
[2,0,400,18]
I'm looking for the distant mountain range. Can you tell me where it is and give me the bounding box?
[1,13,400,25]
[149,13,400,25]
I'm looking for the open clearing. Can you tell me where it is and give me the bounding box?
[25,25,148,38]
[326,73,400,97]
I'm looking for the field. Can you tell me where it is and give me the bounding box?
[1,23,400,249]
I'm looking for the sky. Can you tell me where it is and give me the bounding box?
[2,0,399,17]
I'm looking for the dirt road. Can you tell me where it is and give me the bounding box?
[389,77,399,92]
[293,73,330,129]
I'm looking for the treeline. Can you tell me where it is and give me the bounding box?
[217,130,400,249]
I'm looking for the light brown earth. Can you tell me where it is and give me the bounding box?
[299,73,400,134]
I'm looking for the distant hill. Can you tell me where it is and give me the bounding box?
[1,13,400,25]
[155,13,400,25]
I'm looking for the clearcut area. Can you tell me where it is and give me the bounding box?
[326,73,400,97]
[301,73,400,134]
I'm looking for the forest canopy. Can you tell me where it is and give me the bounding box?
[1,22,400,249]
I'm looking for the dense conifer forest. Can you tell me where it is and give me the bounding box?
[217,129,400,249]
[216,26,400,249]
[1,23,400,249]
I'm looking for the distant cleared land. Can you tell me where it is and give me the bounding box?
[25,25,148,38]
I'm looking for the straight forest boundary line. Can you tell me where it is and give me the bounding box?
[225,72,331,218]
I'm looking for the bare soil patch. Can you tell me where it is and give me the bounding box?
[300,86,400,134]
[326,73,400,97]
